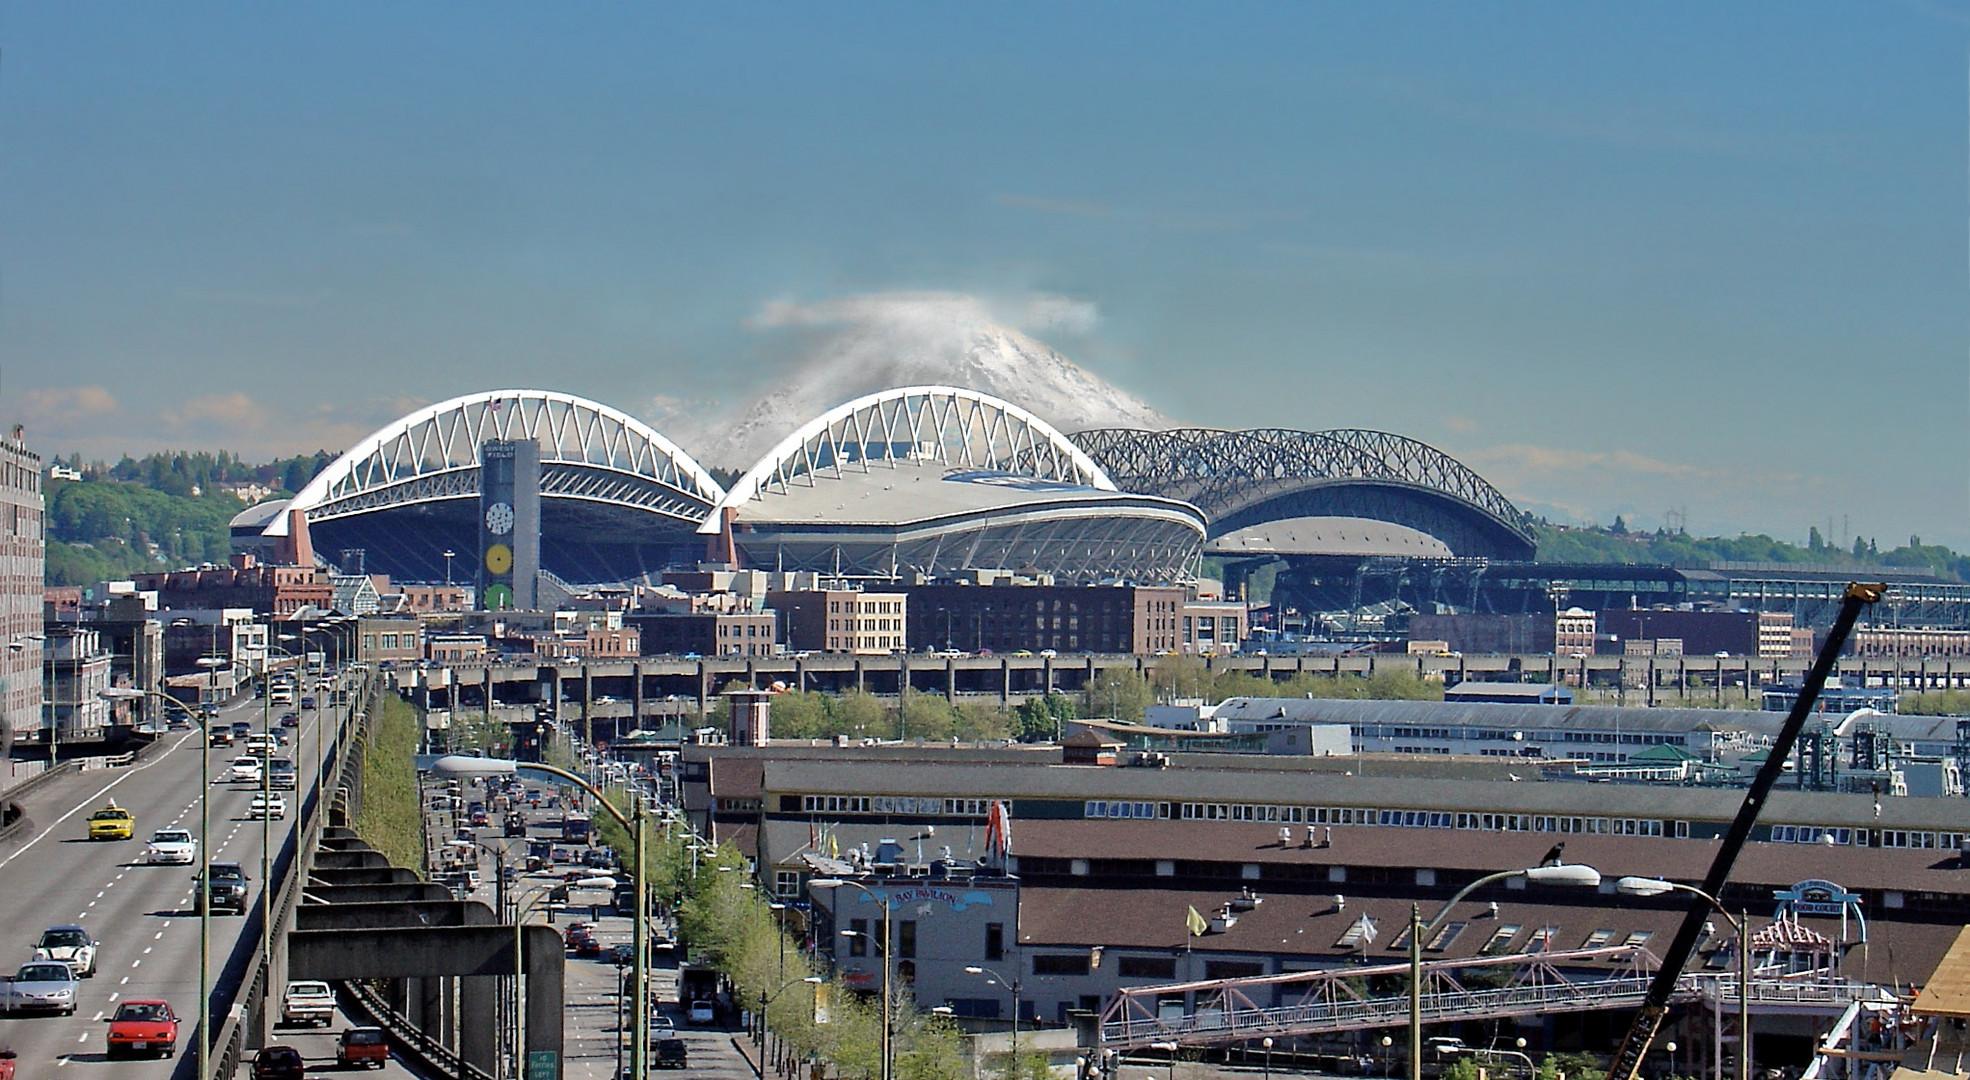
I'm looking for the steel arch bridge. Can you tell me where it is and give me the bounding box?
[264,390,727,583]
[1071,427,1537,561]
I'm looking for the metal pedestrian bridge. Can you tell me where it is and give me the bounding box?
[1098,946,1877,1051]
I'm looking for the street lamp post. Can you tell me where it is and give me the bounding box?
[809,878,892,1080]
[1408,864,1603,1080]
[1618,878,1751,1080]
[1261,1037,1273,1080]
[104,684,216,1080]
[757,976,824,1076]
[1150,1040,1178,1080]
[964,964,1023,1079]
[434,756,649,1080]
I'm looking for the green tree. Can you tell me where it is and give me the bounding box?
[1085,669,1153,722]
[1149,654,1209,702]
[1014,692,1077,741]
[897,692,958,741]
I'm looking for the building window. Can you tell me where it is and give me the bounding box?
[1032,954,1089,977]
[985,923,1004,961]
[1117,955,1176,980]
[848,918,868,957]
[898,921,916,959]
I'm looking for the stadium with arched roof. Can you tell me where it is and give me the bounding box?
[703,386,1206,584]
[239,390,725,585]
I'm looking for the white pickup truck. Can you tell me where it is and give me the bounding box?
[280,981,336,1027]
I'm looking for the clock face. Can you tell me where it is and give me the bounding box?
[483,583,514,610]
[485,501,515,536]
[484,543,514,576]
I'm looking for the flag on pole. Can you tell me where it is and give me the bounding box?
[1186,906,1208,937]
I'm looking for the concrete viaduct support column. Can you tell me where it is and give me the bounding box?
[459,976,500,1074]
[945,659,956,703]
[1000,659,1010,705]
[582,666,595,745]
[697,661,710,721]
[632,661,644,736]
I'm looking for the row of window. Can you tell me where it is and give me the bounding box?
[1171,802,1672,836]
[800,795,989,816]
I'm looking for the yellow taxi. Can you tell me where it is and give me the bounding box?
[88,804,135,841]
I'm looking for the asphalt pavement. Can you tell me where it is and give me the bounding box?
[0,677,420,1078]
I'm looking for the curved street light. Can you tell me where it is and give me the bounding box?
[1408,864,1603,1080]
[433,754,652,1080]
[1617,877,1750,1080]
[964,964,1024,1079]
[810,877,892,1080]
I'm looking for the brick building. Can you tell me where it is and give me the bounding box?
[902,584,1185,655]
[0,432,42,763]
[768,589,908,654]
[135,556,332,618]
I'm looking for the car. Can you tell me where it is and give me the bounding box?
[88,803,135,841]
[280,981,335,1027]
[201,862,250,915]
[1,961,78,1014]
[250,793,288,819]
[225,757,264,784]
[575,936,603,959]
[146,828,198,866]
[648,1012,675,1034]
[299,696,317,711]
[0,1047,17,1080]
[337,1026,389,1069]
[34,925,97,977]
[686,1000,716,1026]
[279,711,299,728]
[267,759,298,790]
[231,721,252,739]
[655,1038,688,1068]
[1039,649,1058,658]
[251,1044,306,1079]
[106,1000,179,1058]
[208,725,234,746]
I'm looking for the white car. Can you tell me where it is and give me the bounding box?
[249,793,287,820]
[686,1000,715,1026]
[33,926,97,978]
[145,829,198,865]
[225,758,263,784]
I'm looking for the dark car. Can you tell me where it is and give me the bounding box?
[575,936,603,959]
[279,711,299,728]
[251,1044,306,1080]
[655,1039,688,1069]
[201,862,249,915]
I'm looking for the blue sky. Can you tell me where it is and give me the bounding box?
[4,3,1966,548]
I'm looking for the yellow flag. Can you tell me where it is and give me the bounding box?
[1186,905,1208,937]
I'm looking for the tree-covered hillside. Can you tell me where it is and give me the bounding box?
[42,451,332,586]
[1533,521,1969,581]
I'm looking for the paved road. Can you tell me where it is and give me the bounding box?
[0,680,389,1078]
[437,773,759,1080]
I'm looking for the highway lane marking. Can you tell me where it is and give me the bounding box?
[130,959,140,968]
[154,931,163,939]
[108,993,118,1002]
[142,947,151,955]
[57,1055,70,1067]
[92,1010,103,1021]
[120,976,128,985]
[0,727,201,870]
[76,1033,88,1043]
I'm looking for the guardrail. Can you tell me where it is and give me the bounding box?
[340,977,494,1080]
[202,673,378,1078]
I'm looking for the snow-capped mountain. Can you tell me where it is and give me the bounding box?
[690,292,1170,470]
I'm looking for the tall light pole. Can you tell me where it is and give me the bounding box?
[1408,864,1603,1080]
[964,964,1023,1078]
[443,549,457,587]
[1618,877,1751,1080]
[105,684,215,1080]
[810,877,891,1080]
[434,755,649,1080]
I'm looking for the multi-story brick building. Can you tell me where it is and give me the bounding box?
[901,584,1185,655]
[769,589,908,654]
[136,555,332,618]
[0,431,42,766]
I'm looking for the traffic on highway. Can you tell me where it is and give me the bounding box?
[0,668,387,1077]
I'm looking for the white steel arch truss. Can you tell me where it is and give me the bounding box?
[274,390,726,531]
[709,385,1115,527]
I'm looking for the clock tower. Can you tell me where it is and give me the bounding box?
[479,439,541,610]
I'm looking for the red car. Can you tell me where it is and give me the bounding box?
[107,1000,180,1058]
[0,1047,16,1080]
